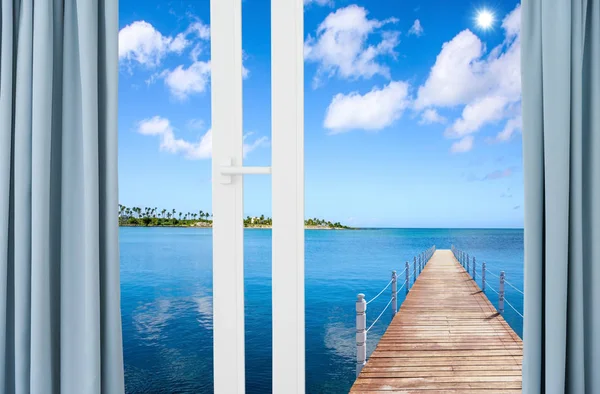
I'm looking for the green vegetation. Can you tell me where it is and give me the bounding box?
[244,216,350,229]
[118,205,212,227]
[119,205,351,229]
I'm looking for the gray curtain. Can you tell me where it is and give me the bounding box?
[521,0,599,393]
[0,0,124,393]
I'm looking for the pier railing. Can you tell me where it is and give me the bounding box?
[450,245,524,319]
[355,245,436,376]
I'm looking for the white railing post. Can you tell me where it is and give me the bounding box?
[482,261,486,291]
[499,271,505,314]
[473,257,476,281]
[405,261,410,294]
[356,294,367,377]
[466,254,470,274]
[391,271,397,317]
[413,257,417,282]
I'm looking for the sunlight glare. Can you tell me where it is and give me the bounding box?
[476,9,494,30]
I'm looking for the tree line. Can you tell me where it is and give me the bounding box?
[119,205,350,229]
[119,205,212,227]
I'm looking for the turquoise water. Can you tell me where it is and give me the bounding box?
[121,227,524,393]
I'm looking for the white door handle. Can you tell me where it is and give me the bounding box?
[219,157,271,184]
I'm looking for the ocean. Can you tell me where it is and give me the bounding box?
[120,227,524,393]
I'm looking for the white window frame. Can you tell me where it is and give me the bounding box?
[211,0,304,393]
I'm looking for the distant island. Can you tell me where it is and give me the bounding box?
[118,205,352,229]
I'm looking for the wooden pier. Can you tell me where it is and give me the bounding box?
[350,249,523,393]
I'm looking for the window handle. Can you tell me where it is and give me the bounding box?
[219,157,271,184]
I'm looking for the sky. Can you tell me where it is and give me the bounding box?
[118,0,524,228]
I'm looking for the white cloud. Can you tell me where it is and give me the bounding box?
[304,5,399,87]
[119,21,182,67]
[187,21,211,40]
[419,108,446,125]
[450,136,474,153]
[414,29,487,109]
[243,133,270,156]
[324,81,410,133]
[447,95,509,137]
[119,20,210,67]
[148,50,249,100]
[161,61,212,100]
[137,117,267,159]
[186,118,205,130]
[136,116,212,159]
[190,44,203,62]
[408,19,424,36]
[138,116,171,136]
[490,115,522,142]
[414,4,521,151]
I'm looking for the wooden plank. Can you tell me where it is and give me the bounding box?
[350,250,523,392]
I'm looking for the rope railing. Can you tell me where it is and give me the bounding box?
[486,283,499,295]
[451,244,524,320]
[366,298,394,332]
[504,297,524,318]
[355,245,436,377]
[366,279,393,305]
[504,279,524,295]
[484,267,500,279]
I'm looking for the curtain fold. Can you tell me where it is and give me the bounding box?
[521,0,600,393]
[0,0,124,393]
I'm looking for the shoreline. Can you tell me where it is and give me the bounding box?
[119,224,352,230]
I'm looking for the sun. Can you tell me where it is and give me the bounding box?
[476,9,495,29]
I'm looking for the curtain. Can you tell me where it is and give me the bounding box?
[0,0,124,393]
[521,0,599,393]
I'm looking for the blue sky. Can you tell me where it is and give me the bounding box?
[118,0,523,228]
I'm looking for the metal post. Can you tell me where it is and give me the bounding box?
[473,257,476,281]
[482,261,486,291]
[413,257,417,282]
[405,261,410,294]
[391,271,397,316]
[499,271,505,313]
[466,254,470,274]
[418,254,422,274]
[356,294,367,377]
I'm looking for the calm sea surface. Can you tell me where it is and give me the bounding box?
[121,227,524,393]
